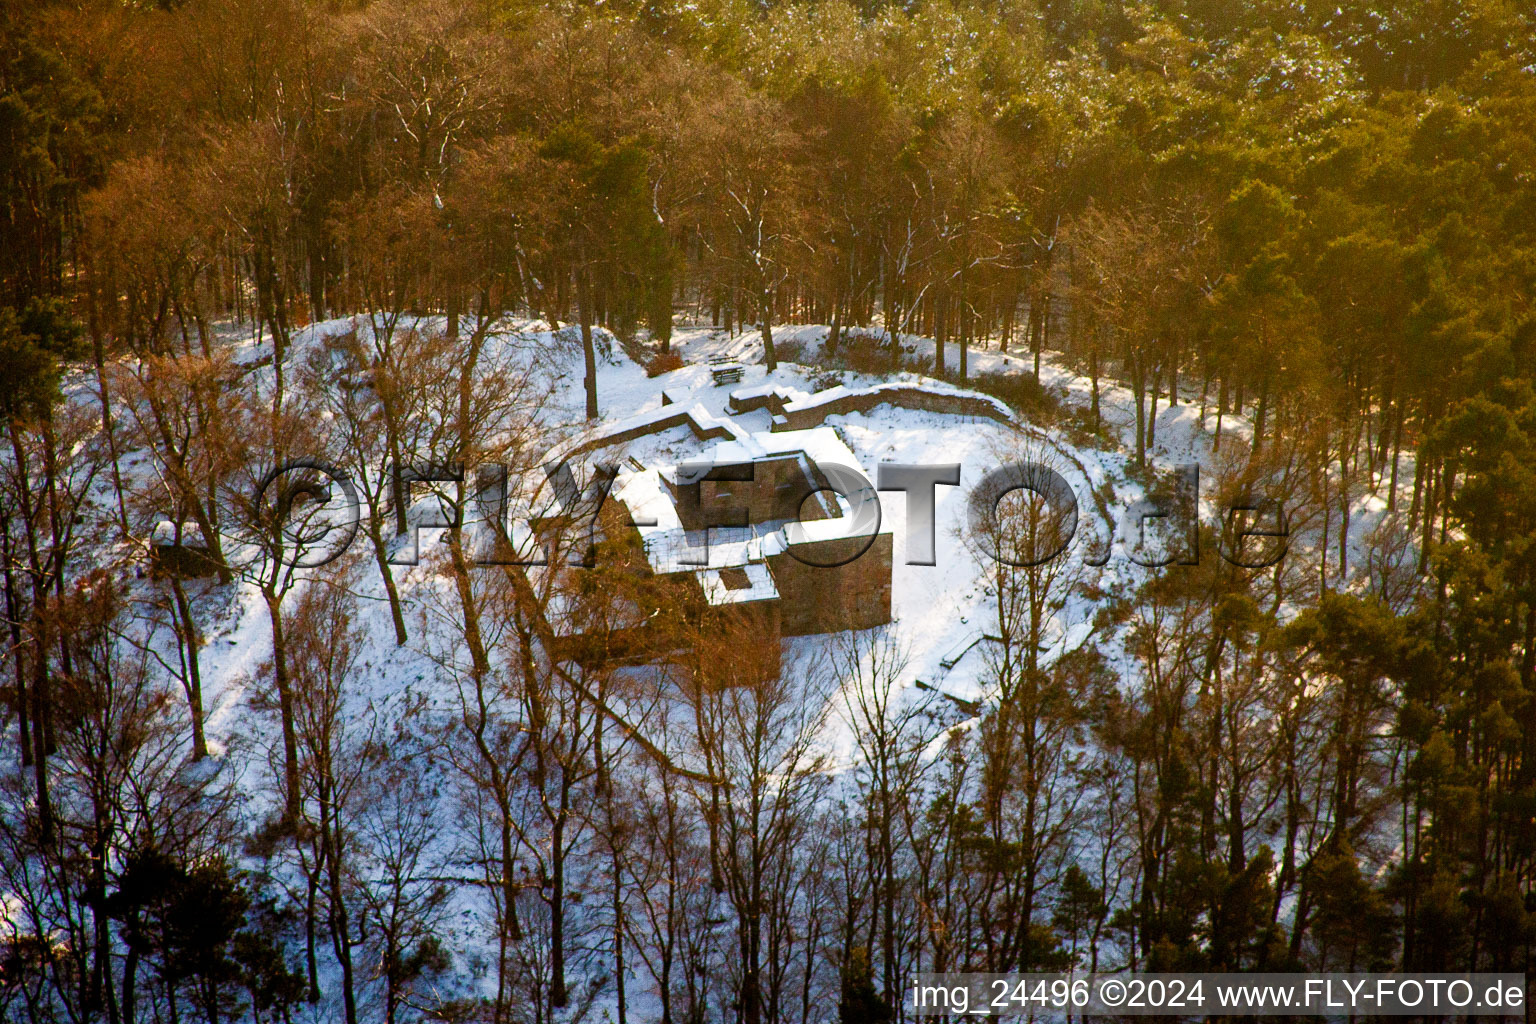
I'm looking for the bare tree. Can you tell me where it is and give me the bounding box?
[355,730,454,1024]
[686,639,832,1024]
[833,627,942,1005]
[273,567,373,1024]
[219,383,342,823]
[682,83,805,372]
[964,446,1102,970]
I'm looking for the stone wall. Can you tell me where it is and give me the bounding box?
[767,532,893,635]
[561,404,739,461]
[770,384,1014,432]
[688,454,837,528]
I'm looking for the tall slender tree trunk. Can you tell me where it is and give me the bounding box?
[934,296,946,374]
[827,291,842,354]
[169,573,208,759]
[577,270,599,420]
[1252,376,1270,454]
[1089,348,1101,432]
[1131,349,1148,468]
[1215,377,1228,451]
[958,265,970,380]
[323,794,360,1024]
[264,590,303,822]
[2,516,31,767]
[760,283,778,372]
[10,427,55,841]
[1388,401,1404,511]
[367,522,409,645]
[550,776,572,1008]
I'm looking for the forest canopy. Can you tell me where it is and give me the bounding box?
[3,0,1536,1021]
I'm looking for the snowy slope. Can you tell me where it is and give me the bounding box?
[68,312,1411,1018]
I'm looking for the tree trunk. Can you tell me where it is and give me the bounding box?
[1131,352,1147,468]
[368,523,409,645]
[264,590,303,822]
[323,796,360,1024]
[578,270,600,420]
[1215,377,1228,451]
[1251,376,1270,454]
[1089,349,1101,432]
[2,517,31,767]
[760,285,778,372]
[934,296,946,374]
[169,573,208,759]
[550,776,571,1008]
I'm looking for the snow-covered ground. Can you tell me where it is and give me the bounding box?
[144,311,1413,777]
[69,312,1412,1018]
